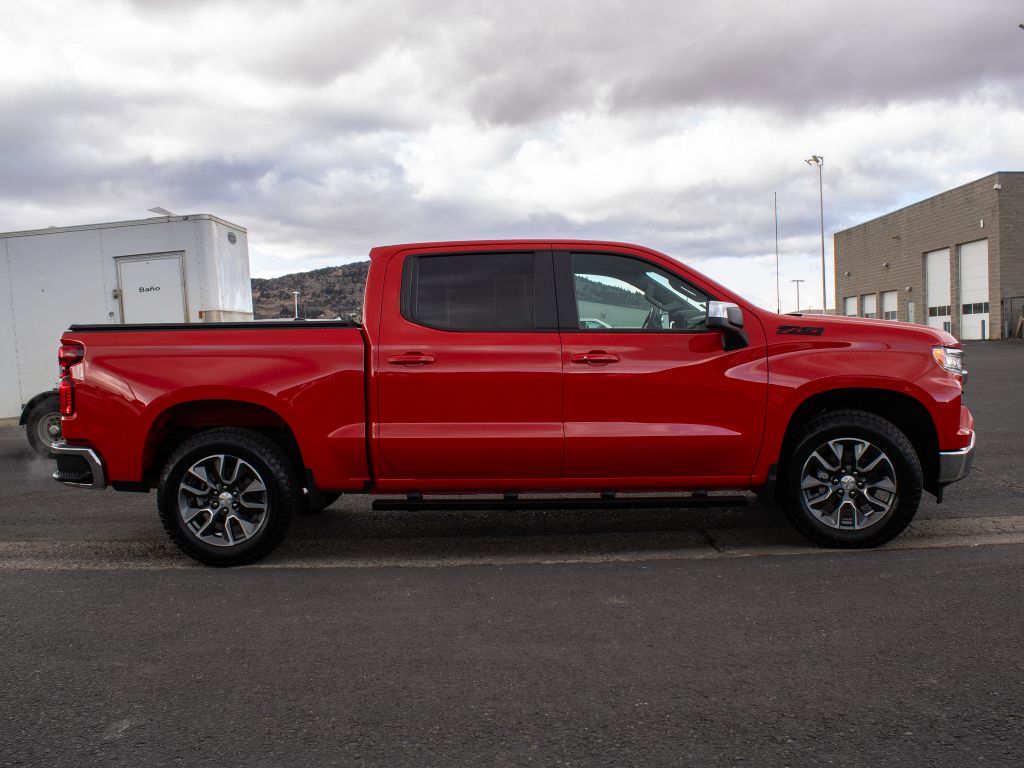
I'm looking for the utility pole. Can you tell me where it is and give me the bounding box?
[791,279,805,313]
[805,154,826,312]
[293,291,300,319]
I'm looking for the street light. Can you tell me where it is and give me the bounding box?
[791,279,806,312]
[804,154,826,312]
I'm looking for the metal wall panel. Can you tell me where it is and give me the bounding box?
[0,240,21,417]
[3,228,112,419]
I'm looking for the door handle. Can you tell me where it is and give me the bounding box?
[570,351,619,365]
[387,352,435,365]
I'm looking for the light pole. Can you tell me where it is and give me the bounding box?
[804,154,826,312]
[791,279,805,313]
[292,291,300,319]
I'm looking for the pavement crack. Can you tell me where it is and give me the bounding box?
[971,465,1024,492]
[699,528,723,553]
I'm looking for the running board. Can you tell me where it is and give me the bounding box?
[371,494,749,512]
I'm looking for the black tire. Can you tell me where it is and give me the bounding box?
[301,491,341,514]
[781,409,923,548]
[157,428,298,566]
[25,396,62,458]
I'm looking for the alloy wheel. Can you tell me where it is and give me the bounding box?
[177,454,270,547]
[799,437,898,530]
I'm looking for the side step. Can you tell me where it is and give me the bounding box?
[371,494,749,512]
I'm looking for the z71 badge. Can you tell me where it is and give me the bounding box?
[777,325,824,336]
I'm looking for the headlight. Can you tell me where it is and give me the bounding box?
[932,345,964,374]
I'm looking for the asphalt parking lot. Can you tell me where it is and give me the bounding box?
[2,341,1022,767]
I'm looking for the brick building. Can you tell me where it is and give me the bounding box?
[834,172,1024,339]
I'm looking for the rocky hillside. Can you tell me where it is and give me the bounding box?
[251,262,649,321]
[251,261,369,320]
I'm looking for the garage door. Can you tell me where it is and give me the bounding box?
[959,240,989,340]
[881,290,897,320]
[861,293,877,319]
[925,248,951,332]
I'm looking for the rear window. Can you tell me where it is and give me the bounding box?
[406,253,536,331]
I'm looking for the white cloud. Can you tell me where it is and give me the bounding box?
[1,0,1023,312]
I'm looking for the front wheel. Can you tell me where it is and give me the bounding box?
[781,410,923,548]
[157,428,299,566]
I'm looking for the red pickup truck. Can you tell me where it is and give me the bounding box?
[52,240,975,565]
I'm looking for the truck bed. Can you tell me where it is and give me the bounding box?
[60,320,369,491]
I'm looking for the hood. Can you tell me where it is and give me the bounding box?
[759,311,959,347]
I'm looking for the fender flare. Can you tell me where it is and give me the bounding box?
[19,390,60,425]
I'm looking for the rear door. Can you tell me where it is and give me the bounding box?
[556,249,767,482]
[374,247,563,484]
[116,253,187,323]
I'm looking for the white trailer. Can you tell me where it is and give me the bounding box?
[0,213,254,453]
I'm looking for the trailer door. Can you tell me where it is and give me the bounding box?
[116,253,187,323]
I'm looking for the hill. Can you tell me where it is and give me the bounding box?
[251,261,369,320]
[251,262,645,321]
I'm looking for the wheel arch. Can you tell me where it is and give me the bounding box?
[142,399,306,486]
[777,388,939,497]
[19,390,60,425]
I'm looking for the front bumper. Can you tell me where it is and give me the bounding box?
[937,431,975,484]
[51,441,107,490]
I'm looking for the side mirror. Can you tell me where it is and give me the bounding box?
[706,301,748,350]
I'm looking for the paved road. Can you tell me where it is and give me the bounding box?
[1,341,1022,766]
[3,548,1023,767]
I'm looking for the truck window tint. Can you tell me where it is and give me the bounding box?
[571,253,710,332]
[413,253,535,331]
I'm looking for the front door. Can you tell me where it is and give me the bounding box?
[375,248,563,484]
[557,250,767,483]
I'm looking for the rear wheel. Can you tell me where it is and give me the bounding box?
[25,396,62,458]
[157,428,298,566]
[781,410,922,548]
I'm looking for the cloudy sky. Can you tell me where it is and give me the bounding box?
[3,0,1023,311]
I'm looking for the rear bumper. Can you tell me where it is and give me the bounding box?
[51,441,107,490]
[937,431,975,484]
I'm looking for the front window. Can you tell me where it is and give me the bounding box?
[571,252,710,332]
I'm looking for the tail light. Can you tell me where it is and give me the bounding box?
[59,343,84,375]
[58,343,84,416]
[59,376,75,416]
